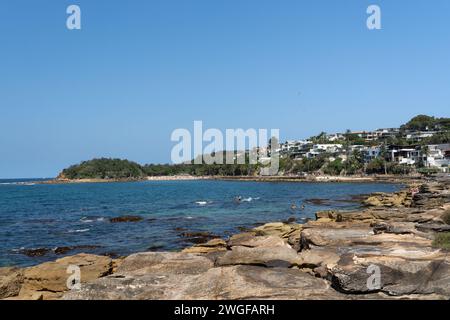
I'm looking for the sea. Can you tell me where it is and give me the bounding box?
[0,179,402,267]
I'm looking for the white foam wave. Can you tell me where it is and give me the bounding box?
[68,228,90,233]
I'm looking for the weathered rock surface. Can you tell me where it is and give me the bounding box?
[64,265,342,300]
[217,245,300,268]
[331,254,450,296]
[364,191,412,208]
[253,222,301,239]
[182,238,227,254]
[116,252,214,275]
[228,235,286,248]
[0,267,24,299]
[17,254,113,300]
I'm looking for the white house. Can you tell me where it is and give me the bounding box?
[306,144,343,158]
[425,144,450,172]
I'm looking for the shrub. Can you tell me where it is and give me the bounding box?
[432,232,450,250]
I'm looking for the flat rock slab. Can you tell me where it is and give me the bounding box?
[228,235,287,248]
[216,245,300,268]
[64,265,343,300]
[301,227,433,249]
[331,255,450,297]
[117,252,214,275]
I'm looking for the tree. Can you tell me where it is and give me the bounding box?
[401,115,436,131]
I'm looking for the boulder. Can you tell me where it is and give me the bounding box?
[0,267,24,299]
[364,191,412,208]
[18,253,113,300]
[252,222,301,239]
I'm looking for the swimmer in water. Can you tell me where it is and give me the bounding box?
[300,204,305,210]
[290,203,297,210]
[234,196,242,204]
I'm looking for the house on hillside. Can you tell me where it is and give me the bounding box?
[425,144,450,172]
[386,145,425,165]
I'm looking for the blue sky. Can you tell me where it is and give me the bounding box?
[0,0,449,178]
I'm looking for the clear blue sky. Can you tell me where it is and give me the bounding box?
[1,0,449,178]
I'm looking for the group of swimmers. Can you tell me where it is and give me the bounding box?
[233,196,306,211]
[290,203,305,211]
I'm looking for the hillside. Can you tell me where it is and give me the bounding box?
[58,158,146,180]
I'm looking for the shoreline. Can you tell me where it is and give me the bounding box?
[1,176,449,300]
[35,174,426,185]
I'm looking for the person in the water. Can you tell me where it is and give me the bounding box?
[234,196,242,204]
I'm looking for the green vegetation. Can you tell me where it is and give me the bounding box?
[60,158,146,179]
[432,232,450,250]
[59,115,449,179]
[421,131,450,144]
[442,210,450,225]
[417,167,440,176]
[323,158,344,175]
[143,162,259,177]
[401,115,450,131]
[365,158,412,175]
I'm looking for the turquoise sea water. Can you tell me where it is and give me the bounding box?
[0,179,402,267]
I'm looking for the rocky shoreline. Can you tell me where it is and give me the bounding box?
[1,177,449,300]
[36,174,427,185]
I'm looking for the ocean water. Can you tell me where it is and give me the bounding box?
[0,179,402,267]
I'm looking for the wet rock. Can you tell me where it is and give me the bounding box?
[236,226,252,232]
[53,247,74,255]
[109,216,143,223]
[18,253,113,300]
[18,248,51,257]
[146,244,165,251]
[305,198,331,206]
[283,216,297,224]
[102,252,121,259]
[179,231,220,244]
[0,267,24,299]
[54,245,100,255]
